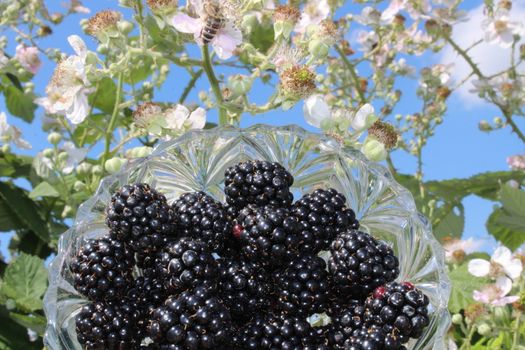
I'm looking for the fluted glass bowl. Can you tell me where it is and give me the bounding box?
[44,125,450,350]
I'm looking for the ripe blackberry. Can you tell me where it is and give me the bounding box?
[70,238,134,302]
[172,191,232,252]
[292,188,359,252]
[75,301,142,349]
[274,255,331,316]
[218,259,272,321]
[328,230,399,296]
[224,160,294,209]
[233,205,299,264]
[105,183,176,251]
[364,282,430,343]
[154,237,219,294]
[147,286,232,349]
[126,276,167,313]
[233,314,327,349]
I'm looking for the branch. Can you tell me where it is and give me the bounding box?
[335,45,366,104]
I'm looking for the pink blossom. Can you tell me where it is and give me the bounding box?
[443,238,481,263]
[15,45,41,74]
[295,0,330,34]
[473,277,519,306]
[507,154,525,170]
[170,0,242,60]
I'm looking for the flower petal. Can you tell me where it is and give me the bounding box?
[504,258,523,280]
[468,259,491,277]
[492,246,512,265]
[171,13,202,35]
[495,276,512,295]
[351,103,375,130]
[187,107,206,129]
[303,94,331,128]
[212,22,242,60]
[66,91,90,124]
[68,35,87,59]
[472,290,489,304]
[165,104,190,130]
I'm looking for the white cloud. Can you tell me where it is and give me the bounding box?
[440,4,525,107]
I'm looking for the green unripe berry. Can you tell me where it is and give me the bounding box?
[47,132,62,145]
[451,314,463,325]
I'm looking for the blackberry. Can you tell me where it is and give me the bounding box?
[218,259,272,321]
[75,301,142,349]
[70,238,134,302]
[105,183,176,251]
[147,286,232,349]
[154,237,219,294]
[172,191,232,252]
[274,255,331,316]
[233,314,327,349]
[328,230,399,296]
[224,160,294,209]
[292,188,359,252]
[234,205,299,264]
[363,282,430,344]
[126,276,167,313]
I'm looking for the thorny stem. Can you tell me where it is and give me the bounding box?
[201,45,228,126]
[103,72,123,165]
[179,69,203,104]
[335,45,366,104]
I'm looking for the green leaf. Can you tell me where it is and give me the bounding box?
[499,184,525,217]
[0,154,32,178]
[0,254,47,312]
[29,182,59,199]
[0,183,49,242]
[125,56,154,85]
[89,78,117,114]
[487,208,525,250]
[4,86,37,123]
[0,307,41,350]
[448,264,489,313]
[9,312,46,336]
[72,114,105,146]
[433,205,465,242]
[0,198,22,232]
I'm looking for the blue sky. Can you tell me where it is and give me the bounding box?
[1,0,523,257]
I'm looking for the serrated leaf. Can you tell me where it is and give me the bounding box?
[0,254,47,312]
[89,78,117,114]
[4,86,36,123]
[9,313,46,336]
[0,183,49,242]
[448,264,489,313]
[0,198,22,232]
[433,205,464,242]
[29,182,59,199]
[486,207,525,250]
[499,184,525,217]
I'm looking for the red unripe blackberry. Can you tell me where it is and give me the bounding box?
[105,183,176,252]
[69,238,134,302]
[147,286,232,349]
[328,230,399,296]
[224,160,294,210]
[172,191,232,252]
[154,237,219,294]
[292,188,359,252]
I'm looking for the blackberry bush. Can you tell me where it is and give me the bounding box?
[292,188,359,252]
[69,238,134,302]
[147,286,232,349]
[154,237,219,294]
[172,191,232,252]
[329,229,399,296]
[105,183,176,251]
[274,254,331,316]
[224,160,294,209]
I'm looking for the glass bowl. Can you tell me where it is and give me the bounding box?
[43,124,451,350]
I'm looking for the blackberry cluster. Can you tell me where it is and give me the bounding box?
[274,255,331,316]
[329,229,400,296]
[75,301,142,349]
[292,188,359,252]
[224,160,294,210]
[147,287,232,349]
[154,238,219,294]
[69,161,431,349]
[172,191,232,251]
[105,183,176,251]
[69,238,134,301]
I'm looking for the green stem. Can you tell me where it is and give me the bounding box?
[445,36,484,78]
[201,45,227,125]
[503,111,525,144]
[512,312,522,348]
[103,73,124,165]
[179,69,203,104]
[335,45,366,104]
[459,324,476,350]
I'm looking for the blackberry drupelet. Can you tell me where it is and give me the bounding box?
[218,258,272,321]
[172,191,232,252]
[233,313,328,349]
[147,286,232,349]
[328,229,399,296]
[154,237,219,294]
[292,188,359,252]
[224,160,294,209]
[274,254,331,316]
[126,276,166,314]
[70,238,134,302]
[105,183,176,251]
[75,301,142,349]
[234,204,299,264]
[364,282,430,344]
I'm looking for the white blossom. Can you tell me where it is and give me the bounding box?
[473,276,519,306]
[62,142,88,174]
[0,112,31,149]
[507,154,525,170]
[15,45,41,74]
[482,9,523,48]
[468,246,522,281]
[164,105,206,131]
[350,104,376,131]
[295,0,330,34]
[303,95,331,128]
[0,51,8,70]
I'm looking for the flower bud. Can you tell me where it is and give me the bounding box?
[42,148,54,158]
[362,137,388,162]
[451,313,463,325]
[478,120,492,132]
[127,146,153,158]
[279,65,317,100]
[273,6,300,40]
[91,165,103,176]
[227,75,253,97]
[117,20,134,35]
[1,144,10,153]
[308,39,330,59]
[57,151,69,163]
[105,157,126,174]
[74,180,87,192]
[97,44,110,55]
[477,323,491,336]
[47,132,62,145]
[62,205,74,218]
[77,162,92,176]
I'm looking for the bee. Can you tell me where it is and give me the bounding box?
[201,1,226,44]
